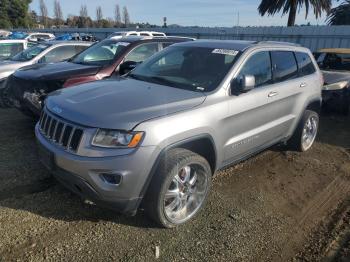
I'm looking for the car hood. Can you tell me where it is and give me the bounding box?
[46,78,206,130]
[322,70,350,85]
[14,62,101,81]
[0,60,26,75]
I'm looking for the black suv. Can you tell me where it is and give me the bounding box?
[4,36,193,116]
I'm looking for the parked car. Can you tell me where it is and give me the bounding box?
[108,31,166,39]
[35,40,322,227]
[3,36,192,116]
[0,41,92,110]
[9,32,55,42]
[0,30,11,39]
[315,48,350,115]
[55,33,98,42]
[0,39,36,61]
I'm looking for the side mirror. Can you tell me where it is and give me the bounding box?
[119,61,139,75]
[231,75,255,95]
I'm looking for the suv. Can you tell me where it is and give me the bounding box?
[3,36,192,116]
[36,40,322,228]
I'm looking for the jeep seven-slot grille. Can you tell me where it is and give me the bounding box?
[39,109,84,152]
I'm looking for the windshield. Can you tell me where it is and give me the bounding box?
[11,44,49,62]
[129,46,239,92]
[317,52,350,71]
[71,39,129,66]
[0,42,24,60]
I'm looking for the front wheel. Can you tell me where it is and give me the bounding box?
[143,148,212,228]
[288,110,319,152]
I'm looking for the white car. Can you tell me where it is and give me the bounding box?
[25,32,56,42]
[0,40,36,61]
[108,31,166,39]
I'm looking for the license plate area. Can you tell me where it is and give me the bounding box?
[37,143,55,170]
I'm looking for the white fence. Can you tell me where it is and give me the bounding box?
[23,25,350,51]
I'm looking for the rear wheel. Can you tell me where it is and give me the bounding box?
[288,110,319,152]
[143,148,212,228]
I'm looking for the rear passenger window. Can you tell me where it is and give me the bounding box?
[295,52,316,76]
[237,51,272,87]
[271,51,298,82]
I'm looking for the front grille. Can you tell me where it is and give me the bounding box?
[39,109,84,152]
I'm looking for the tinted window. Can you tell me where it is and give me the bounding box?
[271,51,298,82]
[162,42,175,49]
[42,45,78,63]
[125,43,159,63]
[237,51,272,87]
[0,43,23,60]
[75,45,89,54]
[295,52,316,76]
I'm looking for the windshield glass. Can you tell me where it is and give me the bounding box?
[11,44,49,62]
[71,39,129,65]
[0,42,24,60]
[318,52,350,71]
[129,46,239,92]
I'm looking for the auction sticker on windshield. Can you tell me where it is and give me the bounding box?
[212,49,238,56]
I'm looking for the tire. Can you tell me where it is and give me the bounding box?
[288,110,319,152]
[143,148,212,228]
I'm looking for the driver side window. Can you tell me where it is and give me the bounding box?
[236,51,272,88]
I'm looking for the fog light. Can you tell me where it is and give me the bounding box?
[100,173,122,185]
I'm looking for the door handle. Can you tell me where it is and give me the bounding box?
[268,91,278,98]
[300,83,307,88]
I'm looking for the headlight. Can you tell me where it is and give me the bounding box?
[323,81,348,91]
[92,129,144,148]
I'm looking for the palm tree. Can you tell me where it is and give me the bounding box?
[258,0,332,27]
[327,0,350,25]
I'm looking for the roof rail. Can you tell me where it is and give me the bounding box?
[254,41,301,47]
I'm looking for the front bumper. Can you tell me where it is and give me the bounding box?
[322,88,349,103]
[35,123,160,214]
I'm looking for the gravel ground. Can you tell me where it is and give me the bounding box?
[0,109,349,262]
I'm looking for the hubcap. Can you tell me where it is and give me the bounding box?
[163,164,208,224]
[301,115,318,151]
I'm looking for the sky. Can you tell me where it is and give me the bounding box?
[29,0,340,27]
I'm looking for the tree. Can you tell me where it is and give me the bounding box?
[258,0,332,27]
[115,4,121,27]
[79,5,89,27]
[53,0,63,26]
[0,0,33,29]
[80,5,88,18]
[39,0,48,27]
[122,6,130,27]
[96,6,103,22]
[327,0,350,25]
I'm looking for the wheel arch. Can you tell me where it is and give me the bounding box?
[139,134,217,199]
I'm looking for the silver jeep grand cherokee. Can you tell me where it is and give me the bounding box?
[36,40,322,228]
